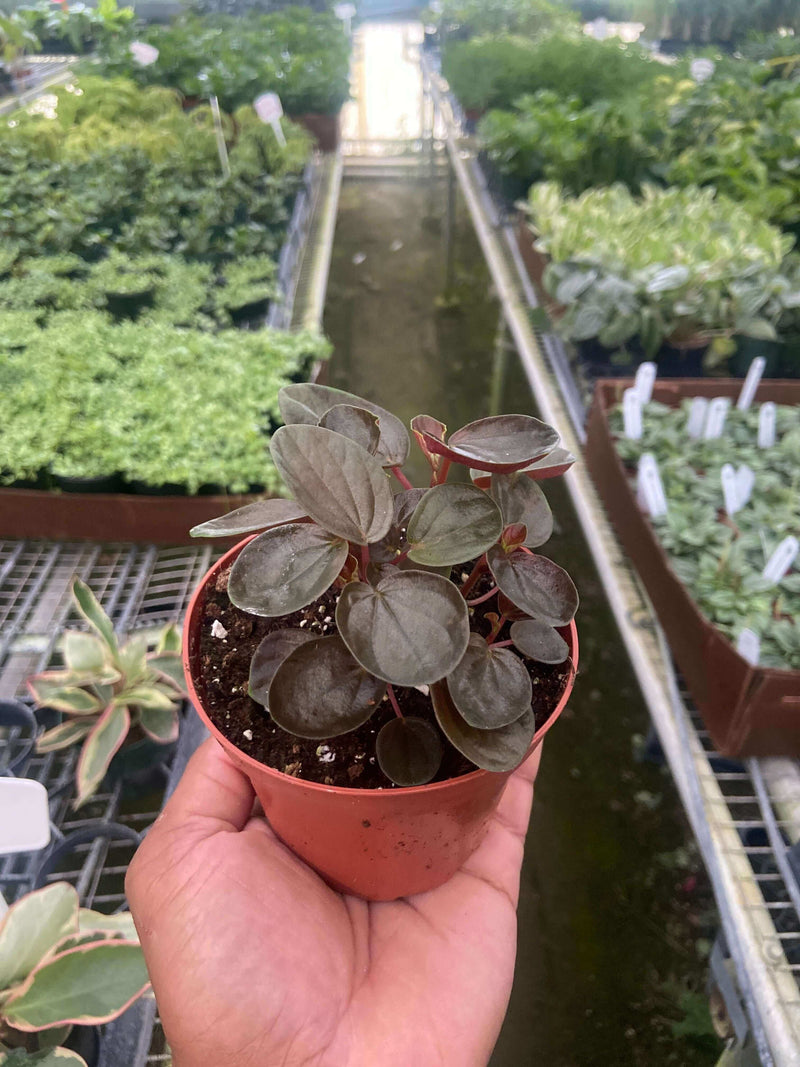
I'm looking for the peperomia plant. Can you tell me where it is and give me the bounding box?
[0,882,149,1066]
[27,579,185,806]
[191,385,578,786]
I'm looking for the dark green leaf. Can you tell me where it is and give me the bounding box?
[436,415,560,473]
[376,717,443,786]
[279,383,410,466]
[228,523,348,617]
[510,620,569,664]
[432,681,536,772]
[270,425,393,545]
[190,499,308,539]
[370,488,426,563]
[406,484,503,566]
[487,548,579,626]
[248,629,317,708]
[318,404,381,454]
[336,570,470,686]
[268,636,386,739]
[446,634,532,728]
[490,473,553,548]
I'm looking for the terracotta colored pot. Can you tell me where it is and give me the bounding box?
[183,538,579,900]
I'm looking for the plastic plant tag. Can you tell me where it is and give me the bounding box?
[334,2,357,17]
[758,402,776,449]
[762,536,799,585]
[720,464,740,515]
[703,397,730,440]
[637,454,668,518]
[686,397,708,440]
[254,92,286,148]
[633,362,656,405]
[209,95,231,179]
[737,628,760,667]
[0,779,50,856]
[735,465,755,510]
[690,58,715,83]
[736,356,766,411]
[622,387,643,440]
[130,41,159,66]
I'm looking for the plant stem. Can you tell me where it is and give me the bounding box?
[490,639,513,649]
[390,547,411,566]
[487,613,509,645]
[467,585,498,607]
[359,543,370,582]
[434,458,451,486]
[460,555,487,597]
[387,683,404,718]
[392,465,413,491]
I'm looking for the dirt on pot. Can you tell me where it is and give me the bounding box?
[197,563,572,789]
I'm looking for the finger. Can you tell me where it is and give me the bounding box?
[156,737,255,835]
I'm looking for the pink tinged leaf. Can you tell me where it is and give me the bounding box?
[0,883,79,991]
[500,523,528,553]
[2,941,150,1030]
[75,705,130,807]
[138,705,179,743]
[189,498,308,539]
[145,652,187,694]
[70,578,118,659]
[420,415,560,474]
[521,446,576,481]
[36,720,93,753]
[411,414,447,475]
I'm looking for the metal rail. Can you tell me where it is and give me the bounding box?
[422,51,800,1066]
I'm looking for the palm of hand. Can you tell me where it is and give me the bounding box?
[127,741,538,1067]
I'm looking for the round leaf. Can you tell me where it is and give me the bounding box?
[424,416,560,473]
[336,570,470,686]
[487,548,579,627]
[279,383,410,466]
[248,629,317,708]
[406,484,503,567]
[376,717,443,786]
[370,488,426,563]
[490,473,553,548]
[270,425,393,545]
[318,404,381,454]
[446,634,532,728]
[432,682,536,773]
[510,620,569,664]
[269,636,387,739]
[228,523,348,617]
[190,499,308,539]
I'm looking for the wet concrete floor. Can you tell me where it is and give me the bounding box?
[323,175,722,1066]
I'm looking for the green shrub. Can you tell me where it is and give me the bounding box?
[432,0,576,40]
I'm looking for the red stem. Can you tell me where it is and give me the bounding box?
[434,458,452,486]
[467,585,498,607]
[386,683,404,719]
[391,547,411,566]
[491,639,513,649]
[359,543,370,582]
[392,466,413,491]
[460,556,487,597]
[486,613,509,645]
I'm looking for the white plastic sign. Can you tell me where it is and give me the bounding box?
[130,41,159,66]
[690,58,716,83]
[637,453,668,518]
[735,464,755,510]
[758,402,776,448]
[762,536,799,585]
[721,464,740,516]
[623,387,643,440]
[254,92,286,148]
[686,396,708,440]
[634,362,657,405]
[0,779,50,856]
[703,397,730,440]
[737,628,760,667]
[736,356,766,411]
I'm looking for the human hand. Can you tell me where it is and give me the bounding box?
[126,738,539,1067]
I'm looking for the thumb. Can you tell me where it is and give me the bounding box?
[157,737,255,835]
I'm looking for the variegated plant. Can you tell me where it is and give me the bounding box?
[27,578,186,806]
[0,882,150,1067]
[192,384,578,787]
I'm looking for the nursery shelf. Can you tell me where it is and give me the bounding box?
[0,57,76,117]
[422,49,800,1067]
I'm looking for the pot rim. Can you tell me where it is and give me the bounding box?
[183,535,579,799]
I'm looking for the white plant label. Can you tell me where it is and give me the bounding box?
[703,396,730,440]
[130,41,159,66]
[637,453,668,518]
[0,779,50,856]
[737,628,760,667]
[762,536,799,585]
[686,396,708,439]
[634,361,657,405]
[334,2,356,18]
[690,58,715,83]
[720,464,740,515]
[622,387,643,440]
[736,356,766,411]
[758,401,776,448]
[254,92,286,147]
[735,464,755,510]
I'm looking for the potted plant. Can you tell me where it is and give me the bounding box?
[184,384,579,900]
[27,578,185,805]
[0,882,149,1066]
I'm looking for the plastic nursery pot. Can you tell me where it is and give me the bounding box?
[183,538,579,902]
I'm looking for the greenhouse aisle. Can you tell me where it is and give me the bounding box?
[322,21,722,1066]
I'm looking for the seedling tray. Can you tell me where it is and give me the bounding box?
[585,378,800,757]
